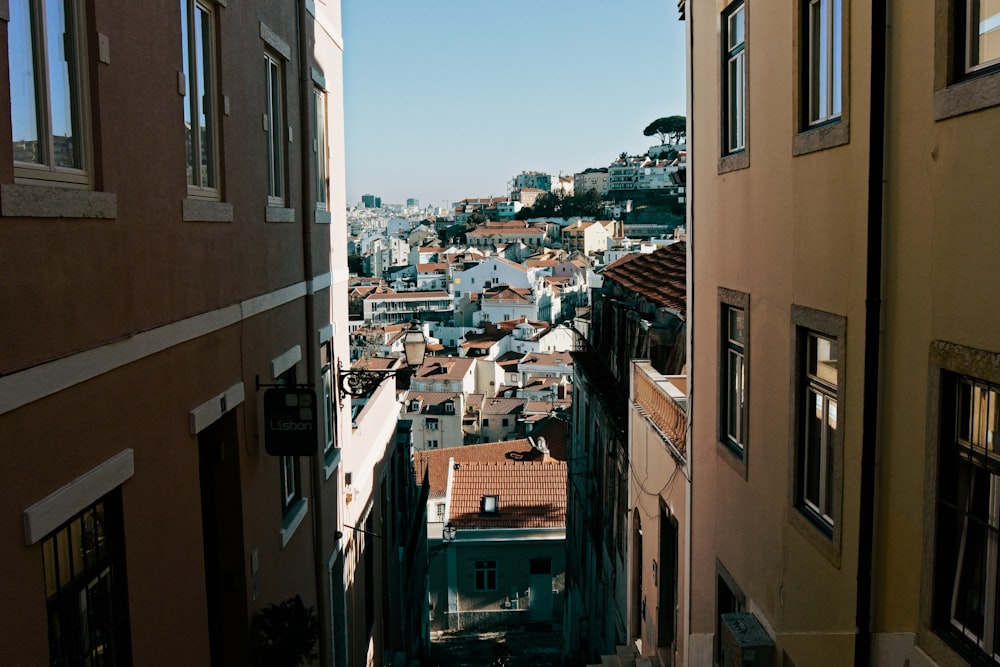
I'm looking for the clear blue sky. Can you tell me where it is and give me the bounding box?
[342,0,686,210]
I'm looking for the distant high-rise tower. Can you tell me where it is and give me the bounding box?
[406,198,419,208]
[362,193,382,208]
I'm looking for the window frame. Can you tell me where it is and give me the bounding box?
[41,489,131,666]
[924,342,1000,665]
[10,0,92,187]
[321,350,335,462]
[276,369,302,517]
[805,0,843,126]
[264,50,286,206]
[181,0,220,199]
[280,454,301,514]
[718,288,749,471]
[788,305,846,564]
[312,83,329,211]
[474,560,498,591]
[720,0,749,172]
[934,0,1000,119]
[793,0,851,154]
[962,0,1000,74]
[932,373,1000,663]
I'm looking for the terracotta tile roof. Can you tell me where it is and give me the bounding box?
[416,263,447,272]
[520,351,573,367]
[600,243,687,315]
[352,356,399,371]
[482,287,533,304]
[523,376,562,389]
[401,391,464,413]
[447,461,567,529]
[413,438,555,496]
[413,357,475,380]
[460,338,501,350]
[481,397,526,415]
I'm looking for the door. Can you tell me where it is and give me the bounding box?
[528,558,553,624]
[199,410,249,665]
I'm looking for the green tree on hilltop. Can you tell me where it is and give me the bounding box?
[644,115,686,145]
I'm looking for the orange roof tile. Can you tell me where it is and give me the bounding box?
[447,461,566,529]
[600,243,686,314]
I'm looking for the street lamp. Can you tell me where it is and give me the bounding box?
[337,321,427,400]
[428,523,456,560]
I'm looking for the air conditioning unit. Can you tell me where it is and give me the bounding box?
[720,612,774,667]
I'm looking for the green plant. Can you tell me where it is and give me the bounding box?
[251,595,320,667]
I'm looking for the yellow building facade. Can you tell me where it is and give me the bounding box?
[688,0,1000,665]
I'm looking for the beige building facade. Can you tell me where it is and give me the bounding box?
[688,0,1000,665]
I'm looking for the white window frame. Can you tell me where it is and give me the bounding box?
[10,0,91,187]
[932,366,1000,663]
[264,51,285,205]
[722,302,747,456]
[723,2,747,155]
[312,85,329,209]
[322,363,334,457]
[806,0,843,125]
[966,0,1000,72]
[181,0,219,198]
[280,454,299,512]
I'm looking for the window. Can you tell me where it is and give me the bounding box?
[934,372,1000,663]
[790,305,845,555]
[10,0,90,185]
[428,439,438,448]
[722,2,747,156]
[264,51,285,205]
[181,0,218,196]
[719,292,748,460]
[280,454,301,514]
[277,370,301,516]
[474,560,497,591]
[481,495,499,514]
[42,491,131,666]
[321,348,335,462]
[426,418,439,431]
[794,0,849,154]
[935,0,1000,118]
[800,332,837,529]
[963,0,1000,73]
[312,85,328,209]
[804,0,842,125]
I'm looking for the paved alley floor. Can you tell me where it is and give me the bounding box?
[427,626,565,667]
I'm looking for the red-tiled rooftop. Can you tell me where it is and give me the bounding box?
[481,397,526,415]
[448,461,567,529]
[600,243,686,315]
[414,438,562,496]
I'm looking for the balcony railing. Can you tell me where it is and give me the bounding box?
[633,363,687,462]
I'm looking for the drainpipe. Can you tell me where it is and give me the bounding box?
[295,3,331,666]
[854,0,887,664]
[682,2,694,665]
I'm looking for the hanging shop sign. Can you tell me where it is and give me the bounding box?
[263,387,318,456]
